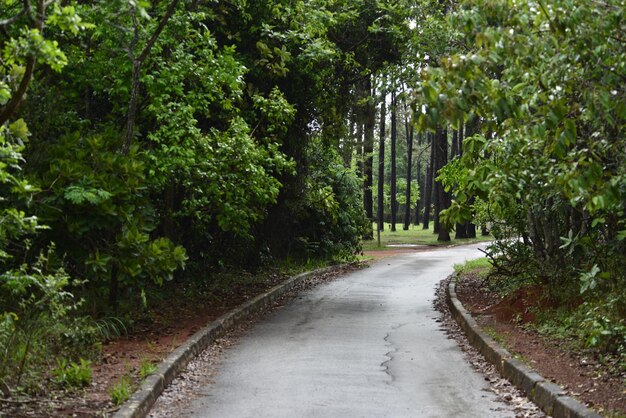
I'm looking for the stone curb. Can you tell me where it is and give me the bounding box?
[113,265,343,418]
[446,281,603,418]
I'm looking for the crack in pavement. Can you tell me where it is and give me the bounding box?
[380,332,399,386]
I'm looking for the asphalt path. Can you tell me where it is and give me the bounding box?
[185,244,516,417]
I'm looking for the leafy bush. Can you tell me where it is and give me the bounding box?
[36,133,187,309]
[289,138,368,261]
[0,249,95,393]
[52,358,92,389]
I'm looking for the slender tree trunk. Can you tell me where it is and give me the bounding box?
[422,132,434,229]
[377,91,386,233]
[123,60,142,155]
[451,128,458,160]
[0,1,45,126]
[458,123,464,156]
[390,90,397,231]
[454,123,467,239]
[436,127,451,241]
[363,77,375,222]
[433,128,440,234]
[403,108,414,230]
[414,158,421,226]
[343,112,356,167]
[355,115,363,180]
[121,0,181,155]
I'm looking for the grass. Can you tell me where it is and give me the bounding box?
[361,222,492,251]
[453,257,491,277]
[109,375,132,406]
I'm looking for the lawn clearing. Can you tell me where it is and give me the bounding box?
[361,223,491,251]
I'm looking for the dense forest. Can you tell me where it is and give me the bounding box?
[1,0,624,404]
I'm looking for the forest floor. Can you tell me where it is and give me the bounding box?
[454,271,626,417]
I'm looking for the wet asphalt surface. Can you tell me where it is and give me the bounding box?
[174,244,518,418]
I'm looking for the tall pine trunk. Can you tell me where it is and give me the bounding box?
[454,123,468,239]
[390,90,398,231]
[414,158,421,226]
[436,127,451,241]
[377,90,386,233]
[363,77,375,222]
[422,132,434,229]
[433,128,440,234]
[403,104,414,230]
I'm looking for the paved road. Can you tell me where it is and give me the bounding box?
[185,244,515,417]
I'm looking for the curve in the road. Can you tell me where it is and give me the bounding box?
[182,245,516,418]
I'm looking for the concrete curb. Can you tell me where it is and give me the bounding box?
[114,265,344,418]
[446,281,603,418]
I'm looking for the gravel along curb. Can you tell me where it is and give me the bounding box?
[114,265,343,418]
[446,281,602,418]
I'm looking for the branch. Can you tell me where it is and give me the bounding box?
[0,1,45,126]
[137,0,181,64]
[0,11,25,28]
[0,57,35,126]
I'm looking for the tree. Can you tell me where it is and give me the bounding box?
[435,126,451,241]
[422,132,434,229]
[403,98,415,230]
[377,89,387,233]
[415,0,626,356]
[363,76,376,224]
[390,89,398,231]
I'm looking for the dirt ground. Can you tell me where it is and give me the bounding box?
[455,272,626,417]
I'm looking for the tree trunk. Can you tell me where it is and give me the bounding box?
[458,123,464,156]
[403,109,414,230]
[454,123,467,239]
[123,60,142,155]
[451,127,458,160]
[414,158,421,226]
[377,91,386,233]
[355,114,363,180]
[390,90,397,231]
[363,77,375,221]
[0,1,45,126]
[436,127,451,242]
[422,132,434,229]
[343,112,356,167]
[432,128,440,234]
[121,0,181,155]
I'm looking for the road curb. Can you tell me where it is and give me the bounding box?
[114,265,344,418]
[446,280,603,418]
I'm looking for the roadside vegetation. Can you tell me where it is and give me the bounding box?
[420,0,625,374]
[453,257,625,415]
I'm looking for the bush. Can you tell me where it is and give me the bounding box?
[52,358,92,389]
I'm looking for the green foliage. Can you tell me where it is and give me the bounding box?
[36,133,187,303]
[0,249,95,393]
[293,138,368,260]
[414,0,625,360]
[109,375,132,406]
[52,358,92,389]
